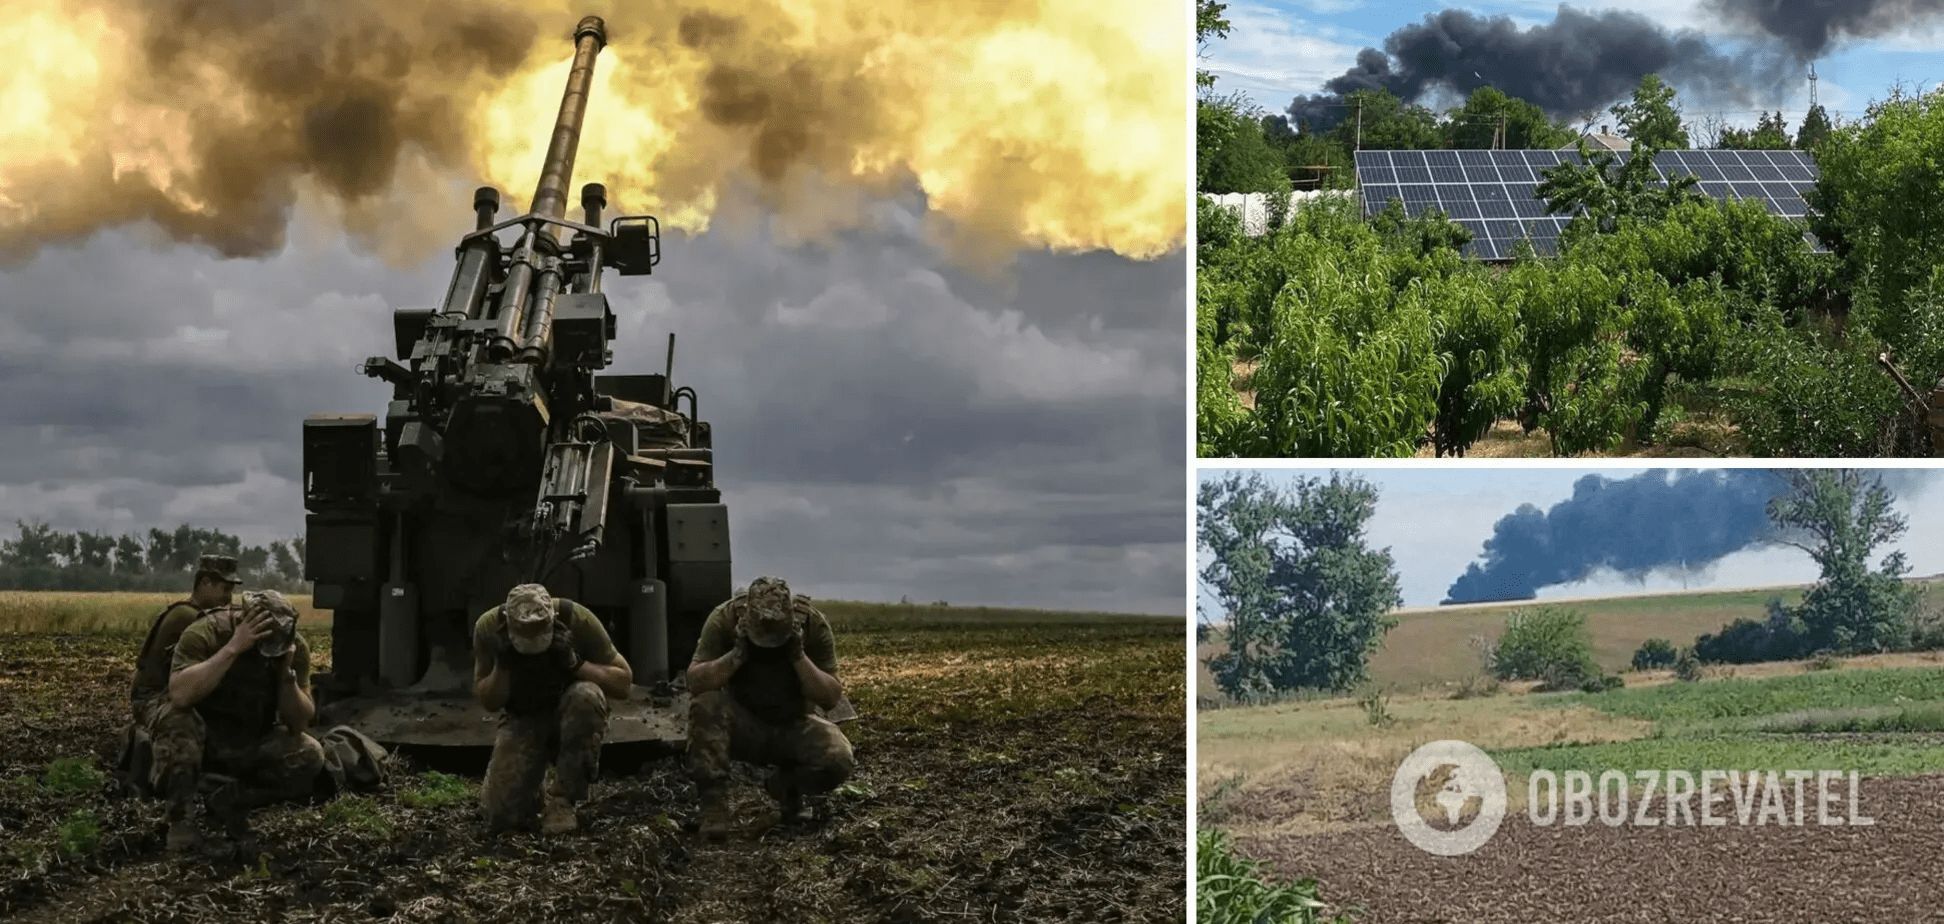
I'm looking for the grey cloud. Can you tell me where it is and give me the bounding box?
[0,191,1184,615]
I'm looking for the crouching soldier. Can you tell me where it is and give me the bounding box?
[118,555,240,797]
[685,576,856,840]
[155,589,326,851]
[472,584,632,835]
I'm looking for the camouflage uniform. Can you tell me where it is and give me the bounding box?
[154,591,326,841]
[117,555,238,801]
[687,577,854,834]
[474,587,621,833]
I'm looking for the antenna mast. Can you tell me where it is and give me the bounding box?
[1809,63,1818,109]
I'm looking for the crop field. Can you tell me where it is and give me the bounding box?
[1,592,1186,923]
[1199,616,1944,920]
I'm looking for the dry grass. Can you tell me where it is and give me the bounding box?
[0,591,332,635]
[1197,690,1651,838]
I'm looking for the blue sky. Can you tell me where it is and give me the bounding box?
[1201,0,1944,137]
[1196,466,1944,620]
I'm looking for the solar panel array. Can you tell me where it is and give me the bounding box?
[1353,149,1824,260]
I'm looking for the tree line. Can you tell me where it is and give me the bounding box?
[0,521,308,593]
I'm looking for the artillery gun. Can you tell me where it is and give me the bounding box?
[300,16,729,750]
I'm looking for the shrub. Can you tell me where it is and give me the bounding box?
[1491,607,1600,688]
[1673,648,1704,682]
[1631,638,1678,671]
[1579,674,1625,693]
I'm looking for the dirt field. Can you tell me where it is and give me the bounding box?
[1200,653,1944,922]
[1,597,1186,923]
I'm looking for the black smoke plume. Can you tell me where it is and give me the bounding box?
[1444,469,1940,603]
[1286,6,1788,134]
[1706,0,1944,61]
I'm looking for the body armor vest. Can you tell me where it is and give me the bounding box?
[503,600,575,717]
[197,643,282,736]
[726,593,815,725]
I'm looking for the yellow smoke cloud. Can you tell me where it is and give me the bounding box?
[0,0,1186,267]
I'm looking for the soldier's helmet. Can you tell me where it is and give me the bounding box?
[738,576,802,647]
[197,554,242,585]
[243,590,300,659]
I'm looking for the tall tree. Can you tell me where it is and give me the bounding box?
[1611,74,1690,149]
[115,535,148,574]
[1329,89,1443,151]
[1,521,64,568]
[1444,87,1577,149]
[1796,104,1833,149]
[1198,471,1402,698]
[1196,0,1230,91]
[1719,111,1792,149]
[1199,92,1292,194]
[1767,469,1921,653]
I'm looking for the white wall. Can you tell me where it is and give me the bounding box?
[1200,190,1357,236]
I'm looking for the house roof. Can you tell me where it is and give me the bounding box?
[1561,132,1632,152]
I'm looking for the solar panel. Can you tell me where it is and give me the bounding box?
[1354,148,1826,258]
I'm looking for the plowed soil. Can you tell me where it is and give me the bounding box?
[1238,771,1944,923]
[1,616,1185,923]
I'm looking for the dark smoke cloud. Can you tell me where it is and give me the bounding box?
[1287,6,1789,134]
[1707,0,1944,60]
[1443,470,1937,604]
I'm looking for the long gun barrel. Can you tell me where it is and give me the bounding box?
[489,15,608,362]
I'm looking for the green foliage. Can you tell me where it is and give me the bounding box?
[56,809,98,857]
[1330,89,1442,151]
[1610,74,1690,149]
[1198,471,1402,696]
[41,757,104,796]
[1199,94,1291,194]
[323,796,393,836]
[1490,606,1600,689]
[1796,104,1833,150]
[1196,0,1229,90]
[1190,78,1944,459]
[1673,647,1704,682]
[399,771,476,809]
[1443,86,1577,150]
[1718,111,1793,150]
[1197,829,1350,924]
[1768,470,1923,654]
[1537,138,1702,238]
[1631,638,1677,670]
[1356,686,1394,726]
[0,519,307,592]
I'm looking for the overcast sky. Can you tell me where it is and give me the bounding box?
[0,186,1186,615]
[1203,0,1944,134]
[1198,466,1944,617]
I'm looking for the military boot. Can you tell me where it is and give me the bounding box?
[697,787,733,841]
[165,818,202,854]
[764,769,803,822]
[540,794,579,835]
